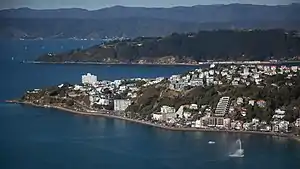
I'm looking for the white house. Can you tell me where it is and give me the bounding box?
[176,105,188,118]
[295,118,300,127]
[183,112,192,119]
[189,104,198,110]
[224,118,231,129]
[161,106,175,114]
[160,106,176,121]
[96,98,110,106]
[272,109,286,119]
[236,97,244,105]
[248,100,255,106]
[195,120,202,128]
[279,121,289,132]
[152,113,163,121]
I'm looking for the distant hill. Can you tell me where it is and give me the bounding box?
[1,4,300,39]
[36,30,300,63]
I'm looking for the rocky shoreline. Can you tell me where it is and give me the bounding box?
[6,100,300,143]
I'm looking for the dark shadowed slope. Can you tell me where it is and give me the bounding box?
[36,30,300,63]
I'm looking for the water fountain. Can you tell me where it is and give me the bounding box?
[229,139,244,157]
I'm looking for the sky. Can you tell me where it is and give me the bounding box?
[0,0,299,10]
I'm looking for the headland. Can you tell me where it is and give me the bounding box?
[34,30,300,65]
[7,64,300,142]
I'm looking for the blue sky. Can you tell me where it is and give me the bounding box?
[1,0,299,9]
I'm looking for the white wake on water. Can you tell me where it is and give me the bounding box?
[229,139,244,158]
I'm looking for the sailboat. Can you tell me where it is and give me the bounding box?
[229,139,244,157]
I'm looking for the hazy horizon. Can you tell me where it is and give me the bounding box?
[1,0,299,10]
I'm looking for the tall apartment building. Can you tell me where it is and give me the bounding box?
[114,99,132,111]
[214,96,230,117]
[82,73,97,84]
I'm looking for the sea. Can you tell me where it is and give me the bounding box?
[0,40,299,169]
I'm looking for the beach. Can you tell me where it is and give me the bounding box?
[5,100,300,142]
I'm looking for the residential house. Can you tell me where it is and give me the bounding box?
[183,111,192,119]
[257,100,266,108]
[232,80,239,86]
[189,104,198,110]
[152,113,163,121]
[272,109,286,119]
[216,117,225,128]
[161,106,176,121]
[224,118,231,129]
[176,105,189,118]
[295,118,300,127]
[248,100,255,106]
[208,117,216,127]
[236,97,244,105]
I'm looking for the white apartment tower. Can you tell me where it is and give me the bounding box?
[214,97,230,117]
[82,73,97,84]
[114,99,132,111]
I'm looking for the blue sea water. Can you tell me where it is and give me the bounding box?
[0,40,300,169]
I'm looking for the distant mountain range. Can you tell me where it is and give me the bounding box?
[36,30,300,63]
[1,3,300,39]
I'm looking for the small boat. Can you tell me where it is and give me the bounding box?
[208,141,215,144]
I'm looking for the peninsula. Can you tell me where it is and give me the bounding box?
[35,30,300,65]
[8,64,300,141]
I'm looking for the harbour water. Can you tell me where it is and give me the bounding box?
[0,40,300,169]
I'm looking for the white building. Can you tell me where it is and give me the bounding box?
[160,106,176,121]
[272,109,286,119]
[189,104,198,110]
[236,97,244,105]
[195,120,202,128]
[224,118,231,129]
[291,66,298,72]
[248,100,255,106]
[183,112,192,119]
[113,80,122,87]
[152,113,163,121]
[206,76,214,86]
[295,118,300,127]
[161,106,175,114]
[114,99,132,111]
[82,73,97,84]
[96,98,110,106]
[214,97,230,117]
[176,105,187,118]
[243,67,250,76]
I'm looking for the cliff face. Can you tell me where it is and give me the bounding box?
[36,30,300,62]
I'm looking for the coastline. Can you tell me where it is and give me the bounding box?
[22,61,200,66]
[22,60,300,66]
[5,100,300,142]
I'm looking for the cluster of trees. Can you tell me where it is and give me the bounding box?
[38,30,300,62]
